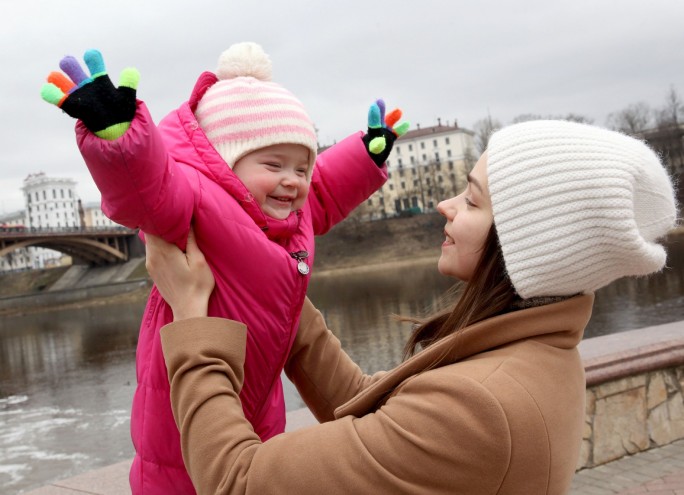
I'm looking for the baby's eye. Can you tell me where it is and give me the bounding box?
[265,162,282,169]
[296,168,308,176]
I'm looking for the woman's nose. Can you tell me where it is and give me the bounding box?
[437,196,457,218]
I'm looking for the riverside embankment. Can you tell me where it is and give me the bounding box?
[0,213,445,315]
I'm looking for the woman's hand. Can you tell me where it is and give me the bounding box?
[145,228,215,321]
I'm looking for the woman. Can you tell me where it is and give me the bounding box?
[146,120,677,495]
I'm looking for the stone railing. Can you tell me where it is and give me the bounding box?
[576,320,684,469]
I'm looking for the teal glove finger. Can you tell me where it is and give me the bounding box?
[83,49,107,78]
[368,101,383,129]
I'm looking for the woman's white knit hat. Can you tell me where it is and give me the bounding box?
[194,42,318,178]
[487,120,677,299]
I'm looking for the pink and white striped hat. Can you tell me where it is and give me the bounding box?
[195,42,318,179]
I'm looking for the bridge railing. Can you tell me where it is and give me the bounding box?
[0,226,137,238]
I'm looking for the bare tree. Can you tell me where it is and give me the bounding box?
[473,115,502,153]
[655,85,684,128]
[606,102,653,135]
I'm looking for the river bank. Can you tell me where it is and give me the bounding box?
[0,213,444,315]
[1,215,681,317]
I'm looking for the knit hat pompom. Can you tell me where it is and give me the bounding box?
[487,120,677,299]
[216,42,272,81]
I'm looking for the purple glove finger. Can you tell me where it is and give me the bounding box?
[59,56,89,87]
[377,98,386,126]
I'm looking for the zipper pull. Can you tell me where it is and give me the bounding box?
[290,251,310,275]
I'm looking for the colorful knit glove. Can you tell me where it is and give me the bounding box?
[362,99,410,166]
[40,50,140,140]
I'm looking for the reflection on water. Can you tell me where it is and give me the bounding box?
[1,235,682,493]
[0,302,145,494]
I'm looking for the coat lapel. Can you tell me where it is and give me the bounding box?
[334,294,593,418]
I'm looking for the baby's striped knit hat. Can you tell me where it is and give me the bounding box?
[487,120,677,299]
[194,42,317,179]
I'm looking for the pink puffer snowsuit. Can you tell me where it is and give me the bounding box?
[75,73,387,494]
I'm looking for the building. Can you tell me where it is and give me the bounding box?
[22,172,81,230]
[0,173,124,272]
[0,210,32,271]
[360,119,477,220]
[82,200,119,228]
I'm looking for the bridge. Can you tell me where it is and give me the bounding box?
[0,226,144,266]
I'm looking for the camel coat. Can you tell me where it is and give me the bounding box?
[161,294,594,495]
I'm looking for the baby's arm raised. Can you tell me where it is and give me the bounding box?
[41,50,194,247]
[308,100,408,234]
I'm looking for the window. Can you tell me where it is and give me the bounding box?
[35,192,39,201]
[52,189,56,199]
[389,183,394,191]
[60,189,64,198]
[379,197,384,206]
[395,199,401,211]
[422,154,427,161]
[401,181,406,189]
[438,176,444,183]
[68,190,72,198]
[447,149,452,157]
[411,197,419,208]
[412,168,416,176]
[445,137,450,145]
[402,198,410,208]
[399,169,404,177]
[396,146,401,154]
[420,142,425,149]
[410,156,415,165]
[449,161,454,170]
[435,152,440,161]
[42,191,46,200]
[408,144,413,151]
[436,162,441,171]
[433,139,437,147]
[398,158,402,166]
[367,199,372,206]
[413,179,419,186]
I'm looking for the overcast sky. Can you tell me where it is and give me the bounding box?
[2,0,683,213]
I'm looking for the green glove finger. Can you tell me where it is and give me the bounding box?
[118,67,140,90]
[394,121,410,137]
[41,83,65,106]
[369,136,386,154]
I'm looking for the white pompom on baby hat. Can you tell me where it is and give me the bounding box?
[487,120,677,299]
[194,42,318,178]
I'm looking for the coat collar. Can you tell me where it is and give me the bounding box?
[335,294,594,418]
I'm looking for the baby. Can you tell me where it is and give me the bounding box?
[41,42,406,494]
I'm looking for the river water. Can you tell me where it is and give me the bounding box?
[1,234,683,494]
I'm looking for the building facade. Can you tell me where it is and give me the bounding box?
[0,210,32,271]
[360,120,477,220]
[82,201,118,228]
[0,173,123,272]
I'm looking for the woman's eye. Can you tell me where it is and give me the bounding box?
[465,197,475,207]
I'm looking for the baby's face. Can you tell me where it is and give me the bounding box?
[233,144,311,220]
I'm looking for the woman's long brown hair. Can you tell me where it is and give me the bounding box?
[402,225,519,360]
